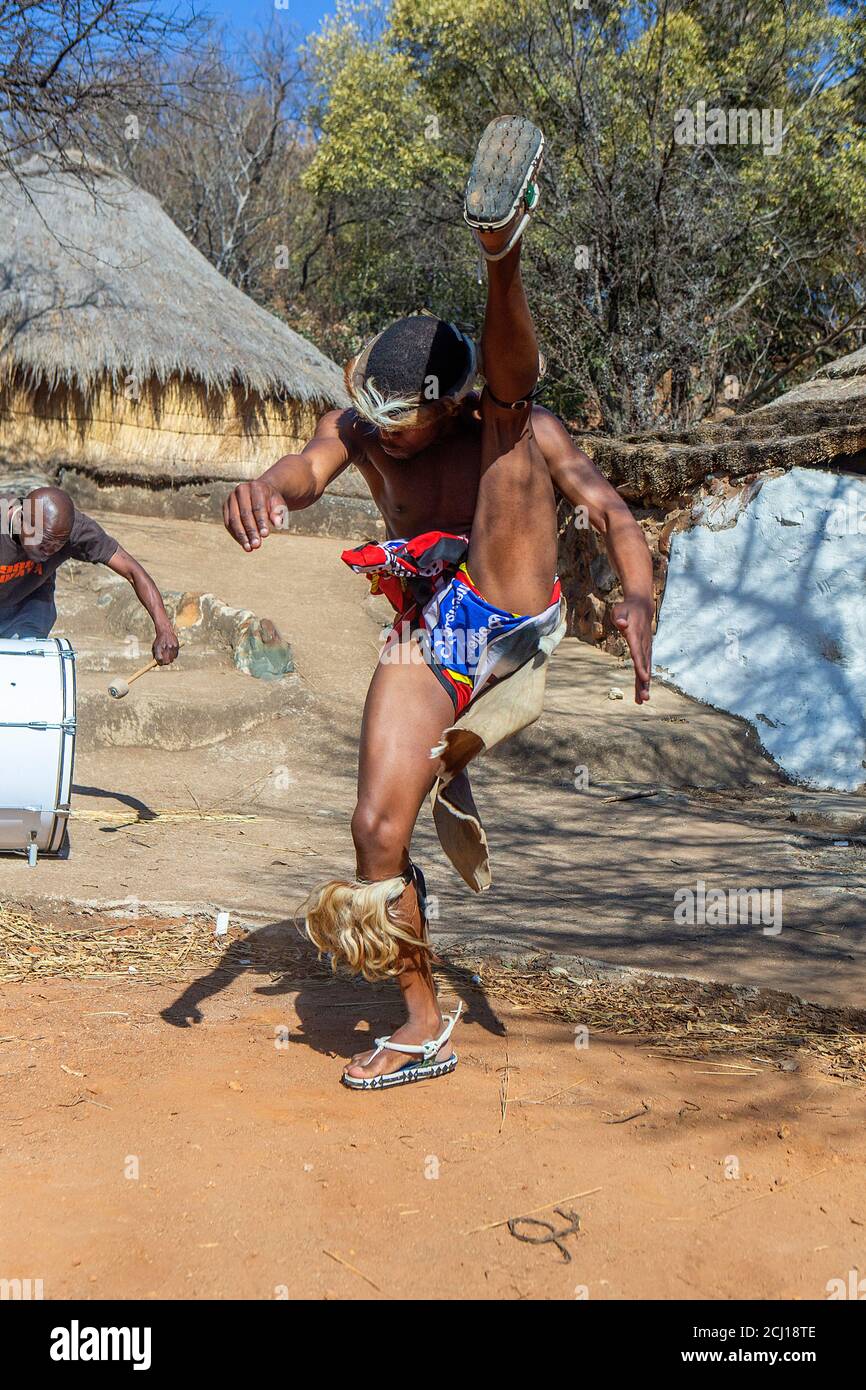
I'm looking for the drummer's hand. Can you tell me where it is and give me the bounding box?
[223,480,288,551]
[153,626,179,665]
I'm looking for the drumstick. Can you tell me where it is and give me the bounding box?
[107,658,159,700]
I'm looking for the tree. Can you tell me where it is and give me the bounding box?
[113,25,311,300]
[0,0,213,183]
[298,0,866,431]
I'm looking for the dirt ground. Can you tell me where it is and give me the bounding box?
[4,511,865,1009]
[1,950,865,1302]
[3,510,866,1303]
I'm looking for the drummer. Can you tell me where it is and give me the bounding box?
[0,487,179,664]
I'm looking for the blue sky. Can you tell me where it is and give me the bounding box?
[199,0,338,41]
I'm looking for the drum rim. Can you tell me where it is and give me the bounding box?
[48,636,76,854]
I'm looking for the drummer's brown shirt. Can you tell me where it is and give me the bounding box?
[0,498,119,617]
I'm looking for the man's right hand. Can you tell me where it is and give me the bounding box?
[223,480,289,551]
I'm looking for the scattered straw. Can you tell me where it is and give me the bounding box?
[708,1167,831,1221]
[439,954,866,1085]
[4,902,866,1086]
[465,1187,603,1236]
[70,810,257,825]
[498,1050,510,1132]
[0,902,319,986]
[323,1249,383,1293]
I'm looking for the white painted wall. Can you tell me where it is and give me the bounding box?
[654,467,866,791]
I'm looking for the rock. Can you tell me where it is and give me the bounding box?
[589,551,618,594]
[233,617,293,681]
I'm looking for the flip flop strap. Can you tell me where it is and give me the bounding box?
[371,1002,463,1063]
[471,210,532,262]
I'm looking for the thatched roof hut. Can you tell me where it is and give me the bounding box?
[0,154,359,526]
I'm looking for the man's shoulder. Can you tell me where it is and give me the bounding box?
[315,406,351,428]
[69,505,93,537]
[67,508,118,563]
[68,506,100,545]
[530,402,568,434]
[314,406,361,435]
[312,407,366,460]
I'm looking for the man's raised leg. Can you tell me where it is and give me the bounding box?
[466,223,559,617]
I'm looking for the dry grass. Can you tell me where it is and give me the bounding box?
[1,379,318,483]
[69,810,258,825]
[440,954,866,1083]
[0,903,315,986]
[1,155,346,406]
[3,903,866,1082]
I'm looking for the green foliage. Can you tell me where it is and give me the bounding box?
[294,0,866,431]
[303,45,431,197]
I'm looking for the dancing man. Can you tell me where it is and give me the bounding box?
[224,118,654,1089]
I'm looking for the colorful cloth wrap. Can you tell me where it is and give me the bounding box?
[341,531,562,715]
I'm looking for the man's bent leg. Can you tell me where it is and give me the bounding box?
[466,238,559,617]
[304,641,457,1081]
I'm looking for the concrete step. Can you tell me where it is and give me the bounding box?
[76,666,308,749]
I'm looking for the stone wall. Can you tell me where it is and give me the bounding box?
[556,471,785,656]
[59,462,384,538]
[560,346,866,649]
[92,566,294,681]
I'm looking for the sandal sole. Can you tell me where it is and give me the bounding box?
[341,1053,458,1091]
[464,116,544,229]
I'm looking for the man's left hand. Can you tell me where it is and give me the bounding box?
[612,596,653,704]
[153,627,180,665]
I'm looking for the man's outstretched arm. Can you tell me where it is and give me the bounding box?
[107,548,180,665]
[224,410,355,552]
[533,407,654,704]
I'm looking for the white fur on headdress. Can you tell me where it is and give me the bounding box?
[348,324,478,431]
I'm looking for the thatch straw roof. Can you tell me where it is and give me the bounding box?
[0,154,347,407]
[581,344,866,507]
[759,343,866,401]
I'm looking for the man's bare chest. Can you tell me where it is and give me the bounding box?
[355,434,482,536]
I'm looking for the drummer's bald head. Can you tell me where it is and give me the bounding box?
[19,487,75,561]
